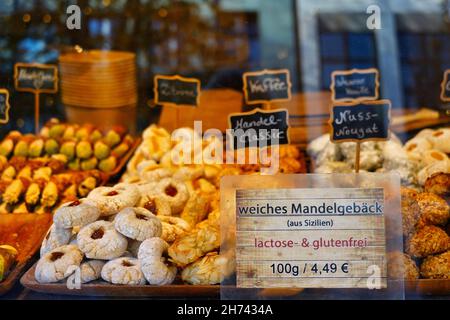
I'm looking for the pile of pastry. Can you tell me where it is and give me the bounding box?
[35,176,231,286]
[307,128,450,188]
[388,187,450,280]
[403,128,450,186]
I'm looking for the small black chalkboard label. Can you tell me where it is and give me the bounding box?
[228,108,290,149]
[331,68,379,102]
[0,89,10,124]
[440,70,450,102]
[243,69,292,105]
[14,63,58,94]
[154,75,201,107]
[330,100,391,143]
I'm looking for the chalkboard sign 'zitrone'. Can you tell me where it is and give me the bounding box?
[330,100,391,143]
[154,75,200,107]
[14,63,58,94]
[243,69,292,105]
[228,108,290,149]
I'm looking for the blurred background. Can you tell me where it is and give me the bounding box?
[0,0,449,137]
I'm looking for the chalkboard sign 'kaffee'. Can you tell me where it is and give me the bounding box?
[228,108,290,149]
[154,75,201,107]
[14,63,58,94]
[243,69,292,105]
[330,100,391,143]
[440,70,450,102]
[331,68,379,102]
[0,89,10,124]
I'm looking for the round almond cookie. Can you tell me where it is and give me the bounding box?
[115,207,162,241]
[53,199,100,229]
[79,260,105,284]
[35,245,83,283]
[158,216,191,243]
[139,195,171,216]
[422,150,449,167]
[77,221,128,260]
[101,257,146,285]
[40,225,73,257]
[156,178,189,214]
[87,183,140,216]
[138,238,177,285]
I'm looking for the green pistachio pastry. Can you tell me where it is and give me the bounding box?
[60,141,76,160]
[45,139,60,155]
[81,157,98,171]
[0,139,14,157]
[75,127,91,141]
[94,141,111,160]
[13,140,29,157]
[76,141,93,159]
[63,126,76,140]
[49,124,66,139]
[28,139,44,158]
[90,130,103,143]
[112,143,129,158]
[104,130,121,148]
[68,158,80,171]
[98,156,117,173]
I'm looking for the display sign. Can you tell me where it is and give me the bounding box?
[14,63,58,94]
[331,68,379,102]
[0,89,10,124]
[228,108,290,149]
[330,100,391,143]
[243,69,292,105]
[440,70,450,102]
[154,75,201,107]
[235,187,387,289]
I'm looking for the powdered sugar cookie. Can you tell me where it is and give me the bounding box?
[173,166,204,181]
[127,239,142,257]
[404,137,433,154]
[114,207,162,241]
[422,150,449,167]
[77,221,128,260]
[79,260,105,284]
[35,245,83,283]
[53,199,100,229]
[138,238,177,285]
[156,178,189,214]
[101,257,146,285]
[87,183,140,216]
[40,225,72,257]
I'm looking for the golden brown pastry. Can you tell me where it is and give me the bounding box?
[401,187,421,237]
[416,192,450,228]
[387,251,419,280]
[180,192,210,228]
[420,250,450,279]
[408,225,450,258]
[181,252,233,285]
[424,172,450,197]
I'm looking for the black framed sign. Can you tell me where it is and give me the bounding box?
[14,63,58,94]
[243,69,292,105]
[330,100,391,143]
[331,68,379,102]
[440,70,450,102]
[228,108,290,149]
[0,89,10,124]
[154,75,201,107]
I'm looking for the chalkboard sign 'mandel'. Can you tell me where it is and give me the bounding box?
[154,75,201,107]
[440,70,450,102]
[14,63,58,94]
[331,68,379,103]
[243,69,292,105]
[0,89,10,125]
[330,100,391,143]
[228,108,290,149]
